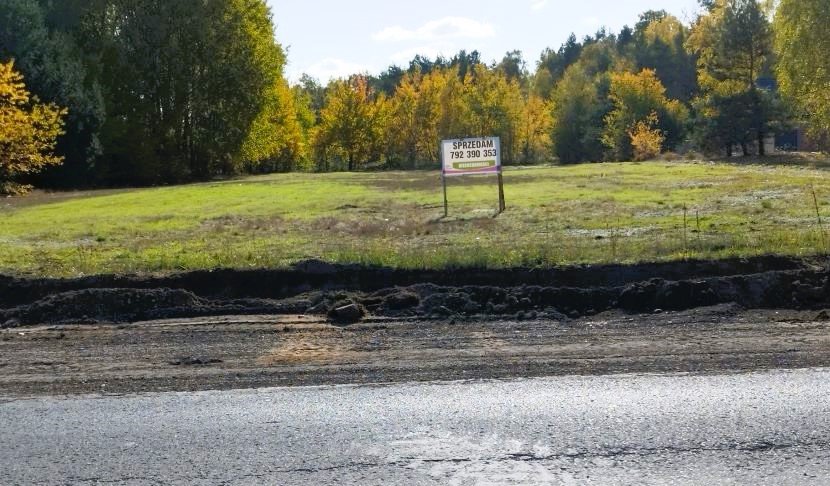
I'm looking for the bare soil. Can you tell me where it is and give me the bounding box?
[2,256,830,397]
[2,306,830,398]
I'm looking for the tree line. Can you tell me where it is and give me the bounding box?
[1,0,297,192]
[1,0,829,193]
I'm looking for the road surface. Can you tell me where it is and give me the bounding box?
[3,368,830,485]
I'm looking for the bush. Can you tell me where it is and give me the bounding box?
[628,113,664,161]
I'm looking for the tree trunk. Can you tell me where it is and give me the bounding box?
[726,144,733,157]
[758,132,766,156]
[741,142,749,157]
[348,153,354,172]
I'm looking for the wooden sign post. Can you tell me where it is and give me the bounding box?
[441,137,504,217]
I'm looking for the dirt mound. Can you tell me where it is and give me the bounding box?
[1,288,202,326]
[327,300,367,325]
[455,271,821,317]
[1,256,828,326]
[0,289,313,327]
[353,268,827,319]
[0,255,817,309]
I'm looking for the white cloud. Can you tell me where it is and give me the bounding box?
[373,17,495,43]
[530,0,549,10]
[301,58,373,82]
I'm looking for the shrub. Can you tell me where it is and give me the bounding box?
[628,112,664,161]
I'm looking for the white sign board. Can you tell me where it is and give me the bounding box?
[441,137,501,177]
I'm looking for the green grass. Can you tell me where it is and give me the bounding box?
[2,159,830,277]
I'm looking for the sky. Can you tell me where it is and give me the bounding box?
[267,0,704,83]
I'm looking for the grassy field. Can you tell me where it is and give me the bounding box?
[2,158,830,277]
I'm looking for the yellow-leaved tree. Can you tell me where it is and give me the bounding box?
[237,79,309,173]
[628,112,665,161]
[775,0,830,149]
[315,76,388,172]
[518,94,554,164]
[0,60,66,194]
[602,69,686,161]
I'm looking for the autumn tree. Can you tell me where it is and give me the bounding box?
[385,70,445,168]
[435,68,471,143]
[411,71,447,164]
[602,69,687,161]
[518,95,554,163]
[0,0,105,187]
[0,60,66,194]
[380,61,551,168]
[628,113,665,161]
[239,78,308,173]
[464,65,524,164]
[315,76,388,171]
[774,0,830,148]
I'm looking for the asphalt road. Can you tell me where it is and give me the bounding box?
[2,369,830,485]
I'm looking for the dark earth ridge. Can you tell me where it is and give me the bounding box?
[0,255,816,309]
[2,256,828,327]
